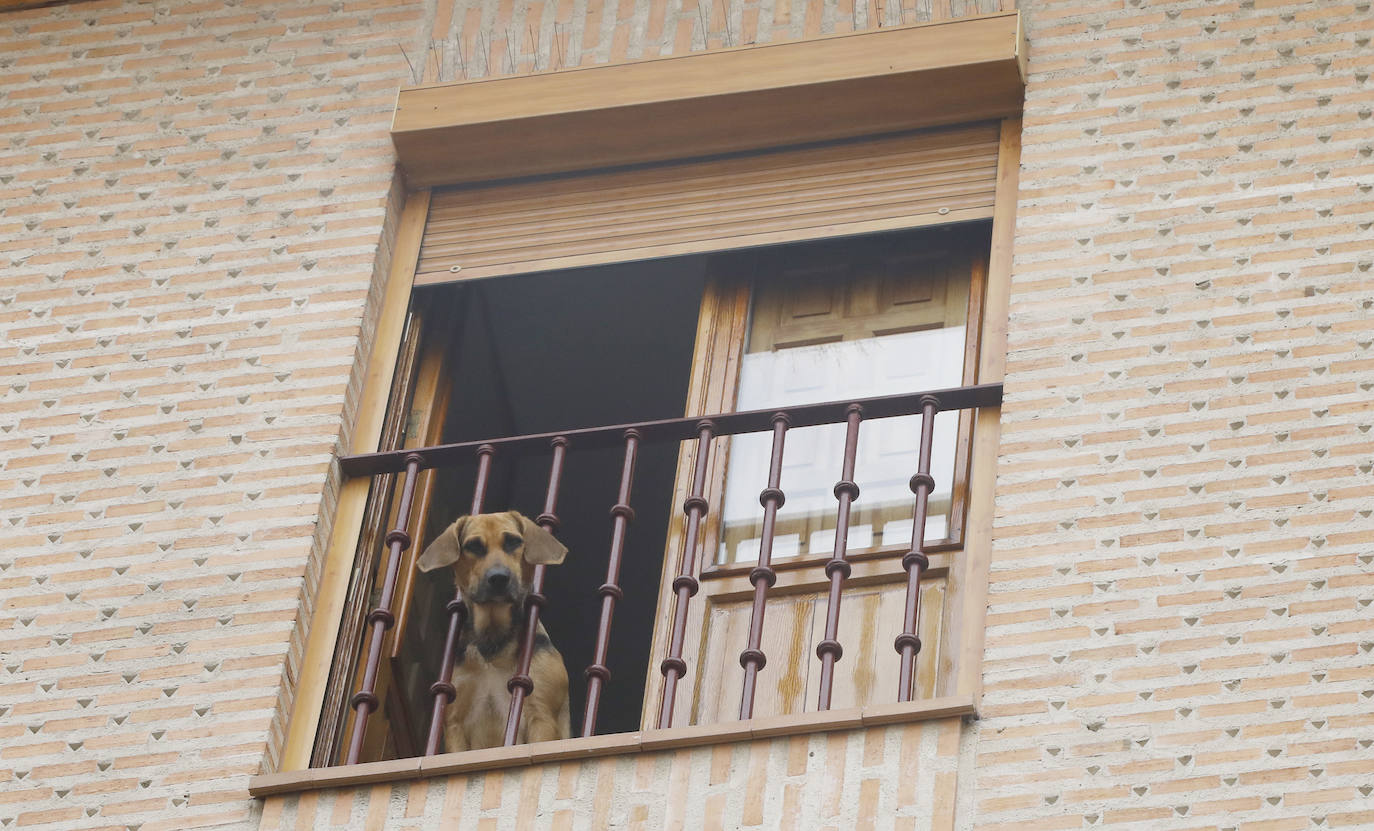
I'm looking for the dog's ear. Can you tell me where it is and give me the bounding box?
[417,516,469,572]
[510,511,567,566]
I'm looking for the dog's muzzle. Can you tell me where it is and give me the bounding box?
[473,565,521,604]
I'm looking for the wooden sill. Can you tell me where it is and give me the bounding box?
[391,12,1025,188]
[701,551,952,602]
[248,695,975,797]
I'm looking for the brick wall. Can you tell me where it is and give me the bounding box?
[5,0,1373,830]
[0,2,1002,830]
[258,721,958,831]
[417,0,1004,82]
[972,1,1374,829]
[0,2,428,829]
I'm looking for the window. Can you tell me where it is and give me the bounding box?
[271,14,1025,777]
[312,218,996,766]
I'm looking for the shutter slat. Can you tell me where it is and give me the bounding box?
[423,131,999,233]
[422,160,998,249]
[422,182,996,267]
[415,123,999,285]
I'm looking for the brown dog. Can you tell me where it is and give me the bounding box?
[416,511,571,752]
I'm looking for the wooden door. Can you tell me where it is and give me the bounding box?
[326,290,464,765]
[645,223,987,728]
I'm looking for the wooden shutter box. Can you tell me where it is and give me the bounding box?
[414,122,1001,285]
[391,12,1025,188]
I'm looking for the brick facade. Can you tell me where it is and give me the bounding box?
[2,1,1371,830]
[975,2,1374,829]
[260,721,958,830]
[0,3,427,829]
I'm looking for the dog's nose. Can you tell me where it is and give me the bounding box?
[483,566,513,593]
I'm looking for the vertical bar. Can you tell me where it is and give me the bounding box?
[896,396,940,701]
[345,453,424,766]
[816,404,863,711]
[738,413,790,720]
[423,444,493,756]
[582,429,641,737]
[657,420,716,729]
[502,436,568,746]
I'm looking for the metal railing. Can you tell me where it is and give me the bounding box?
[338,381,1002,762]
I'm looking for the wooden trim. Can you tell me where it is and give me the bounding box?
[391,13,1025,187]
[702,542,958,583]
[321,311,425,766]
[0,0,88,10]
[251,695,975,797]
[640,273,751,729]
[702,553,951,603]
[331,307,458,765]
[390,315,458,656]
[415,206,996,286]
[947,117,1020,700]
[944,244,991,548]
[280,189,432,772]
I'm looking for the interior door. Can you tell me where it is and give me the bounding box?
[645,223,988,728]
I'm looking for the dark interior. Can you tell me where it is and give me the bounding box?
[394,256,706,748]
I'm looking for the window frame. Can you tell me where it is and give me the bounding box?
[270,15,1024,781]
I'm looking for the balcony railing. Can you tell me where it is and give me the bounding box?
[336,381,1003,764]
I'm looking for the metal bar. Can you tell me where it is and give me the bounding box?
[896,396,939,702]
[657,420,715,729]
[340,383,1003,477]
[423,444,493,756]
[503,437,567,746]
[582,429,641,737]
[738,413,789,720]
[816,405,863,711]
[345,453,423,765]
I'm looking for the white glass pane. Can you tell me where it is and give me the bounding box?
[719,325,965,565]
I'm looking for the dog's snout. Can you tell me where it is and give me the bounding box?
[483,566,513,594]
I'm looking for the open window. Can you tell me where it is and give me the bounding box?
[313,218,994,765]
[314,259,707,764]
[267,14,1024,779]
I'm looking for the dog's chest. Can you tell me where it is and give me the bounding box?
[450,650,516,749]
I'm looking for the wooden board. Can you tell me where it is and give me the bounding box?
[392,12,1024,187]
[644,223,987,730]
[691,579,946,724]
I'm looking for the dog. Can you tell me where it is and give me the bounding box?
[416,510,571,752]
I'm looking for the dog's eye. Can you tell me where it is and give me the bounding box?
[502,533,523,554]
[462,538,487,558]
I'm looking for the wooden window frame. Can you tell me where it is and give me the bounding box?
[265,13,1024,786]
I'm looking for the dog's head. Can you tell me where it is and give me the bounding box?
[416,511,567,608]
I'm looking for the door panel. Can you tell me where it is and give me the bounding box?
[689,578,946,722]
[645,223,986,730]
[718,238,972,568]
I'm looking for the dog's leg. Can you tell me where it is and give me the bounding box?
[444,662,475,755]
[523,647,571,743]
[523,713,564,744]
[444,716,468,755]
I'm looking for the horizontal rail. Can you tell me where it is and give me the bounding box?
[339,382,1003,477]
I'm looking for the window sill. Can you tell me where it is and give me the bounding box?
[249,695,975,797]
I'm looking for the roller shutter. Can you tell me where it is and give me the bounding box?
[413,122,1000,286]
